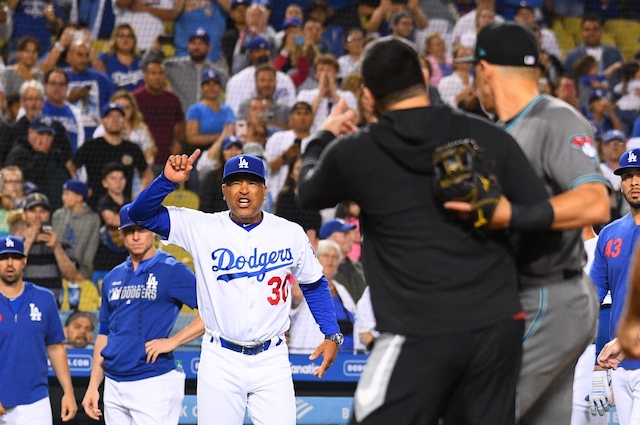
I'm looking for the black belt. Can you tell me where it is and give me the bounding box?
[215,336,282,355]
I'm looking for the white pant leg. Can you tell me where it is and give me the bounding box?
[0,397,52,425]
[197,339,250,425]
[611,367,640,425]
[104,370,184,425]
[246,343,295,425]
[104,376,134,425]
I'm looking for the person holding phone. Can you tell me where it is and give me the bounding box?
[12,192,78,308]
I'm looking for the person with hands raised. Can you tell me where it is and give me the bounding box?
[126,147,342,425]
[297,54,358,134]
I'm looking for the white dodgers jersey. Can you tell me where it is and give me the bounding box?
[166,208,323,344]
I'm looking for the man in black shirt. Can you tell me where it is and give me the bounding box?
[66,103,151,209]
[298,37,553,425]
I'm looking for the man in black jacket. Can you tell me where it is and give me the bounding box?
[5,116,72,210]
[298,37,553,425]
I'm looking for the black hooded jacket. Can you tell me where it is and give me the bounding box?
[299,106,550,335]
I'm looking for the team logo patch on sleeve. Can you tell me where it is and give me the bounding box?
[569,134,598,162]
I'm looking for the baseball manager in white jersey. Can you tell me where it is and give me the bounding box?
[457,22,611,425]
[128,151,342,425]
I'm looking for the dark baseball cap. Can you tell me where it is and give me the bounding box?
[25,192,50,210]
[516,0,535,11]
[221,135,243,150]
[101,102,125,118]
[24,192,51,210]
[455,22,539,67]
[231,0,250,8]
[222,154,266,183]
[118,203,136,230]
[0,236,25,257]
[63,179,89,199]
[30,115,56,135]
[319,219,356,240]
[189,28,210,44]
[247,37,270,52]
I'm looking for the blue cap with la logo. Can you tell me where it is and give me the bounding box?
[615,148,640,175]
[0,236,25,257]
[222,155,266,183]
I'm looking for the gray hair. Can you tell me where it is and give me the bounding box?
[19,80,45,99]
[317,239,343,263]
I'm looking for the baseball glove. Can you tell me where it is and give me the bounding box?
[432,138,501,229]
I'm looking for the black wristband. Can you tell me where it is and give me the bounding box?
[510,199,555,231]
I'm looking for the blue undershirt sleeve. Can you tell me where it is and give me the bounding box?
[128,173,177,239]
[99,322,109,335]
[300,276,340,335]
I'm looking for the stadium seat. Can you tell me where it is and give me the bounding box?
[59,278,101,311]
[91,39,109,55]
[551,19,577,59]
[605,19,640,61]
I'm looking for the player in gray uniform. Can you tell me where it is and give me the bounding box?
[457,22,612,424]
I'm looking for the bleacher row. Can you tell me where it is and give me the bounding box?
[552,17,640,61]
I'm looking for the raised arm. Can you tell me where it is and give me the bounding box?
[128,150,201,238]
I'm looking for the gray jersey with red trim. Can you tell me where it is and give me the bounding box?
[503,94,610,278]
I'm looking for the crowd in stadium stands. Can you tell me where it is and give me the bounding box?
[0,0,637,354]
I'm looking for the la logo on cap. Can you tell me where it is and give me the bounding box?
[238,157,249,169]
[524,55,536,65]
[5,238,14,248]
[629,151,638,163]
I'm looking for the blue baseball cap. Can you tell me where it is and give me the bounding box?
[221,136,243,151]
[0,236,25,257]
[252,0,271,8]
[283,17,302,28]
[231,0,250,7]
[118,203,136,230]
[101,102,125,118]
[30,115,56,135]
[201,69,221,85]
[222,154,266,183]
[189,28,210,44]
[603,129,626,144]
[319,219,356,240]
[246,37,270,52]
[615,148,640,175]
[63,179,89,199]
